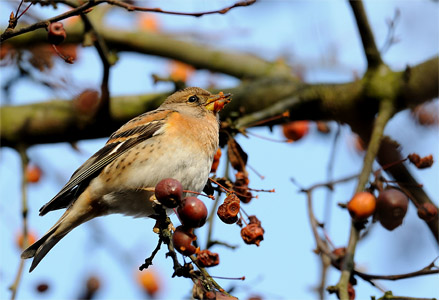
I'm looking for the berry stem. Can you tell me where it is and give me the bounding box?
[183,190,215,200]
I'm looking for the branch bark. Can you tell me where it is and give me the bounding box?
[3,22,294,80]
[1,57,437,148]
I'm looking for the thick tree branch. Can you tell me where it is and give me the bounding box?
[1,57,437,147]
[377,137,439,242]
[3,23,294,80]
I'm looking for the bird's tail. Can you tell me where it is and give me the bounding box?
[21,209,82,272]
[21,225,64,272]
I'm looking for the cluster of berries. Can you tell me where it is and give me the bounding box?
[347,188,437,231]
[153,178,219,267]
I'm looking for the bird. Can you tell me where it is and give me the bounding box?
[21,87,231,272]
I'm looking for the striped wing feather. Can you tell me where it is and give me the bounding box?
[39,110,171,216]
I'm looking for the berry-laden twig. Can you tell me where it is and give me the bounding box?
[337,97,395,300]
[140,179,231,296]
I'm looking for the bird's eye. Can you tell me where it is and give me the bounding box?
[188,95,199,103]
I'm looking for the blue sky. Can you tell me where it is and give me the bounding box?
[1,1,438,299]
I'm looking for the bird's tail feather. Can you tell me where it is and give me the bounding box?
[21,213,71,272]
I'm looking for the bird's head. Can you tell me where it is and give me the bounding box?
[162,87,231,117]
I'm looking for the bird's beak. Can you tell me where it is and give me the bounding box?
[205,92,232,113]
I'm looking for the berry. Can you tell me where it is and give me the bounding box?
[16,231,37,249]
[155,178,183,208]
[177,197,208,228]
[376,188,408,231]
[172,226,197,256]
[417,202,438,222]
[233,171,252,203]
[316,121,330,133]
[408,153,434,169]
[282,121,309,141]
[347,192,376,221]
[196,249,220,268]
[74,89,100,115]
[36,283,49,293]
[48,22,66,45]
[137,270,160,296]
[86,276,100,294]
[241,223,264,246]
[332,247,347,270]
[210,148,222,173]
[26,165,42,183]
[241,217,264,246]
[217,194,240,224]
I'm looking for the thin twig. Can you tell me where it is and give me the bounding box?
[9,146,30,300]
[139,237,163,271]
[381,9,400,54]
[1,0,256,43]
[1,1,94,42]
[337,98,395,300]
[99,0,256,17]
[323,123,342,230]
[348,0,383,68]
[355,257,439,281]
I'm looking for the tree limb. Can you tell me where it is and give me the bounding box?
[3,23,294,80]
[1,57,437,147]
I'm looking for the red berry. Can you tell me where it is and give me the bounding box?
[16,231,37,249]
[282,121,309,141]
[172,226,197,256]
[331,247,346,270]
[347,192,376,220]
[177,197,208,228]
[210,148,222,173]
[73,89,100,115]
[26,165,42,183]
[48,22,66,45]
[376,188,408,231]
[136,270,160,296]
[241,224,264,246]
[155,178,183,208]
[86,276,100,294]
[36,283,49,293]
[217,194,240,224]
[196,249,220,268]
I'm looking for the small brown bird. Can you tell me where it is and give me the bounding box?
[21,87,231,272]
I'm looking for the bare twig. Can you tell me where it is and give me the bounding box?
[381,9,401,54]
[1,0,256,43]
[9,146,30,300]
[100,0,256,17]
[376,290,437,300]
[1,1,94,42]
[323,123,342,229]
[355,266,439,282]
[139,237,163,271]
[79,15,111,115]
[349,0,383,68]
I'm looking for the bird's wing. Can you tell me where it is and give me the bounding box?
[39,109,173,216]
